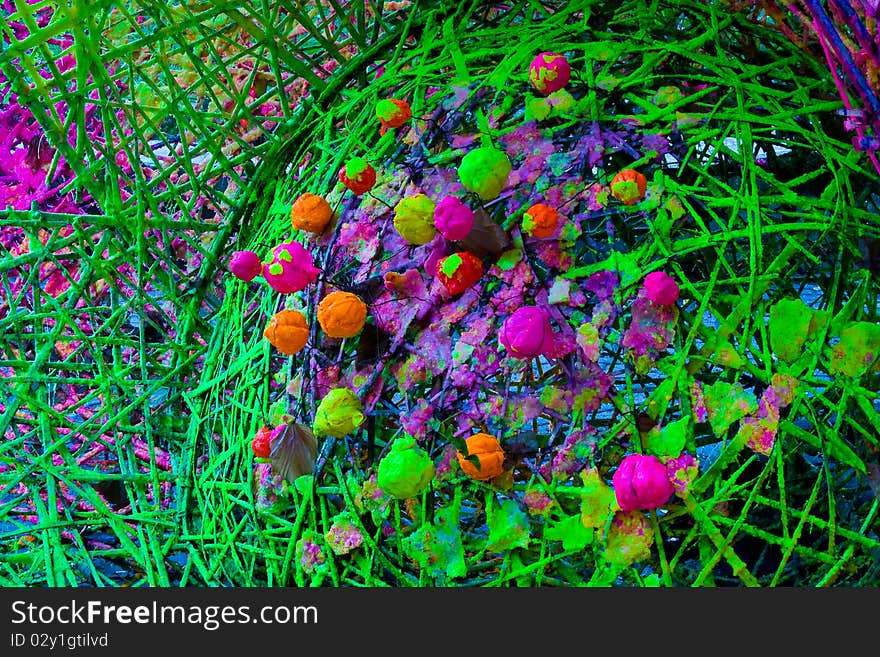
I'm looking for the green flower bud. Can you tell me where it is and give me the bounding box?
[313,388,365,438]
[393,194,437,245]
[458,146,512,201]
[377,436,434,499]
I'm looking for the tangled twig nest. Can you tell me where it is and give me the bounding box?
[194,1,880,586]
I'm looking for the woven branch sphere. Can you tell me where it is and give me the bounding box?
[220,0,880,588]
[17,0,880,589]
[317,290,367,338]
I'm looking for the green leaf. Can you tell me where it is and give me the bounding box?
[828,272,869,335]
[851,388,880,438]
[293,475,313,498]
[524,95,551,121]
[268,397,293,426]
[645,416,688,458]
[579,468,618,529]
[642,573,662,587]
[651,205,672,246]
[645,376,677,420]
[495,233,524,270]
[706,336,746,369]
[402,506,466,579]
[269,198,293,219]
[703,381,757,437]
[828,321,880,378]
[487,498,530,551]
[602,511,653,567]
[587,560,626,586]
[561,249,642,290]
[769,298,825,363]
[546,514,594,551]
[664,195,686,220]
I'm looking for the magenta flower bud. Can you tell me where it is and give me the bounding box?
[643,271,680,306]
[665,452,699,498]
[229,250,262,282]
[499,306,556,359]
[433,196,475,241]
[263,241,321,294]
[612,453,674,511]
[529,52,571,95]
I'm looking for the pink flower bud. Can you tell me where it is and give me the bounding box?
[499,306,555,359]
[612,453,674,511]
[229,250,262,282]
[263,242,320,294]
[643,271,680,305]
[433,196,475,241]
[529,52,571,95]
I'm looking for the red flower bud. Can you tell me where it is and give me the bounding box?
[338,158,377,195]
[436,251,483,296]
[251,426,273,459]
[376,98,412,135]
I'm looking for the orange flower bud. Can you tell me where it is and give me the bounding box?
[316,291,367,338]
[263,309,309,355]
[522,203,560,238]
[290,192,333,234]
[456,432,505,481]
[610,169,648,206]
